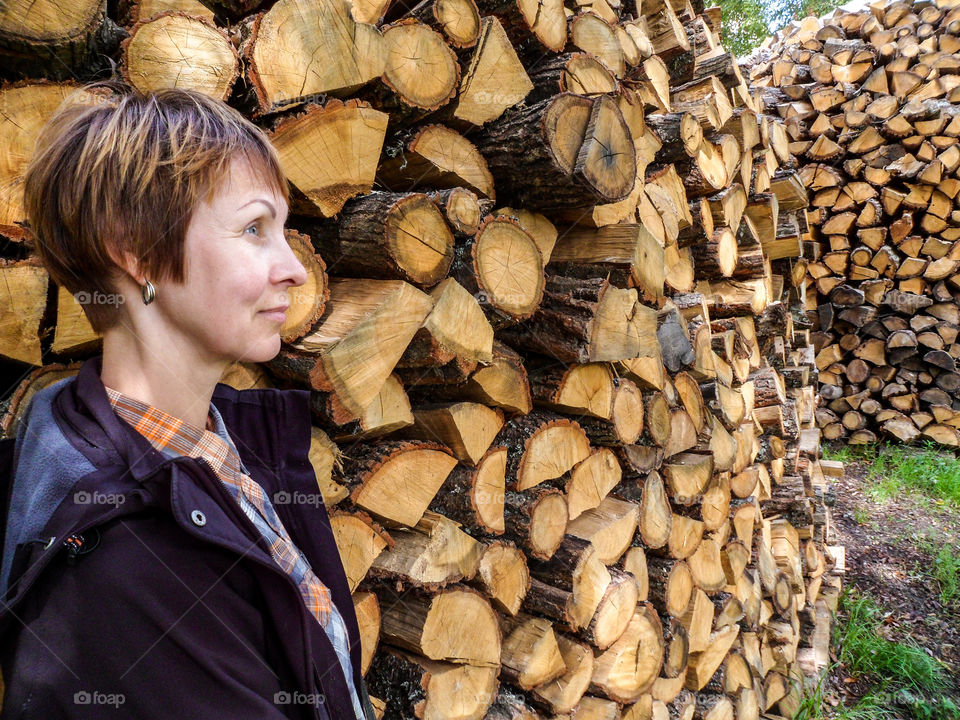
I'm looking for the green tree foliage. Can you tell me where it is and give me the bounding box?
[715,0,769,57]
[716,0,849,56]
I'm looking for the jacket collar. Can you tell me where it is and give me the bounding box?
[55,355,313,496]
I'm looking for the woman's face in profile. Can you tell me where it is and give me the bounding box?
[157,157,307,365]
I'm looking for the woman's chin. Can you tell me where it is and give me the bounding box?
[233,334,283,365]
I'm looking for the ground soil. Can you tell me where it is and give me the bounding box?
[823,452,960,709]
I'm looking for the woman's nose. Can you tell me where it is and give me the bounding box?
[277,233,309,288]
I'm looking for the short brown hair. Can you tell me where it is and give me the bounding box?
[23,83,289,333]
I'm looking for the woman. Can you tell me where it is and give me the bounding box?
[0,85,374,719]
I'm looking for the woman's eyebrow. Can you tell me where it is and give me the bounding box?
[236,198,276,217]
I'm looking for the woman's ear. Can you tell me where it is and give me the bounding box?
[105,243,148,287]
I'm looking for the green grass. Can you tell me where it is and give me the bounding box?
[822,442,960,506]
[912,535,960,607]
[794,589,958,720]
[932,545,960,606]
[836,591,947,691]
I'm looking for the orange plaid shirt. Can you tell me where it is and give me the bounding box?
[104,385,364,718]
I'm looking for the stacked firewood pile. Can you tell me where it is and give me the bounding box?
[0,0,845,717]
[747,0,960,447]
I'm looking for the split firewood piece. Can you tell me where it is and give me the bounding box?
[428,188,486,235]
[452,215,545,327]
[400,402,503,465]
[643,0,689,59]
[691,226,737,279]
[366,648,499,720]
[526,52,619,106]
[495,410,592,492]
[663,452,714,505]
[647,112,703,165]
[353,591,380,676]
[582,567,640,650]
[696,473,731,532]
[473,0,566,52]
[471,540,530,614]
[525,536,612,632]
[663,409,700,459]
[499,613,567,690]
[503,487,568,560]
[0,83,89,234]
[646,556,693,619]
[307,427,347,505]
[329,511,391,591]
[244,0,386,113]
[398,277,494,372]
[475,93,636,210]
[449,17,533,126]
[670,141,728,199]
[546,223,666,304]
[684,625,739,691]
[443,341,532,414]
[0,258,48,367]
[271,279,432,420]
[122,13,239,99]
[686,537,726,593]
[590,603,664,703]
[528,361,619,419]
[491,207,558,263]
[661,618,690,680]
[280,230,328,343]
[372,20,460,118]
[269,100,388,218]
[399,0,481,48]
[643,391,673,448]
[576,379,644,446]
[310,373,413,442]
[699,381,746,431]
[378,585,500,666]
[500,275,658,363]
[565,448,623,521]
[673,372,707,434]
[367,511,483,586]
[308,191,454,288]
[378,125,494,200]
[640,471,674,549]
[432,446,506,534]
[0,0,124,78]
[335,440,458,526]
[567,495,640,565]
[569,12,626,78]
[51,285,99,356]
[530,634,593,714]
[707,415,737,473]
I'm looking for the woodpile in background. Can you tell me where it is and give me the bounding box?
[1,0,845,717]
[746,0,960,447]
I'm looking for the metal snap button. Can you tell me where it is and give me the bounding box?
[190,510,207,527]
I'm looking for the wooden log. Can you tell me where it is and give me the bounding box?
[474,93,637,210]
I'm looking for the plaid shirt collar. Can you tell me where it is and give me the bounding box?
[102,386,248,479]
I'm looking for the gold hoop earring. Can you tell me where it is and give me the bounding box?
[141,280,156,305]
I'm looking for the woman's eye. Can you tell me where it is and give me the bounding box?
[245,223,260,235]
